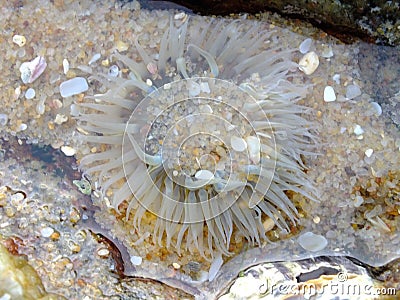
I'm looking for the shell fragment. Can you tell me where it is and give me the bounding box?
[298,51,319,75]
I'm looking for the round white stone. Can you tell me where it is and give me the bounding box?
[130,255,143,266]
[298,231,328,252]
[323,86,336,102]
[231,136,247,152]
[25,88,35,99]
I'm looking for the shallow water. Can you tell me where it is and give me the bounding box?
[0,0,399,299]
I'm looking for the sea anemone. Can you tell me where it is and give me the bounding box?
[76,13,318,259]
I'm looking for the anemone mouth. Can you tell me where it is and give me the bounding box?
[76,15,318,258]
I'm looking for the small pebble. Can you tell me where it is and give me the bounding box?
[59,77,89,98]
[353,124,364,136]
[97,248,110,257]
[346,84,361,100]
[41,227,54,238]
[370,102,382,116]
[298,51,319,75]
[195,170,214,180]
[130,255,143,266]
[25,88,35,100]
[323,86,336,102]
[298,232,328,252]
[231,136,247,152]
[354,195,364,207]
[172,262,181,269]
[61,146,76,156]
[365,148,373,157]
[299,38,312,54]
[12,34,26,47]
[88,53,101,65]
[0,114,8,126]
[63,58,70,74]
[321,45,333,58]
[115,40,129,52]
[108,65,119,77]
[54,114,68,125]
[332,74,341,84]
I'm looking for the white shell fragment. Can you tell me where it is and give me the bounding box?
[245,136,261,164]
[13,34,26,47]
[353,124,364,136]
[370,102,382,116]
[59,77,89,98]
[231,136,247,152]
[19,56,47,84]
[299,38,312,54]
[298,51,319,75]
[298,231,328,252]
[61,146,76,156]
[323,86,336,102]
[346,84,361,99]
[25,88,36,100]
[365,148,374,157]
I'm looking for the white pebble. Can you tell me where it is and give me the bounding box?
[346,84,361,100]
[25,88,35,100]
[0,114,8,126]
[130,255,143,266]
[298,51,319,75]
[40,227,54,238]
[353,124,364,135]
[13,34,26,47]
[59,77,89,98]
[323,86,336,102]
[299,38,312,54]
[370,102,382,116]
[298,232,328,252]
[18,123,27,131]
[88,53,101,65]
[365,148,373,157]
[231,136,247,152]
[61,146,76,156]
[54,114,68,125]
[332,74,341,84]
[195,170,214,181]
[62,58,69,74]
[354,195,364,207]
[19,56,47,84]
[108,65,119,77]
